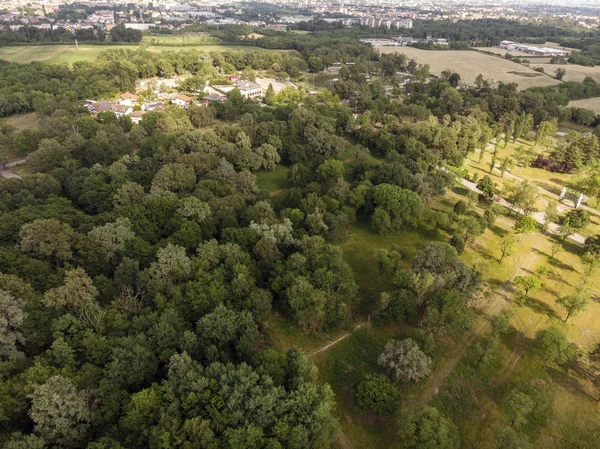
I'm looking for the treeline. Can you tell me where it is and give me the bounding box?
[0,24,142,46]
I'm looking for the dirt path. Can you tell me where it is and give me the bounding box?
[410,252,540,407]
[0,158,26,180]
[309,323,366,357]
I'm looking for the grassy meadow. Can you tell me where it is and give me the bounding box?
[0,42,269,64]
[375,46,561,89]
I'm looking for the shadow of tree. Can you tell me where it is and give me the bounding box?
[524,296,560,320]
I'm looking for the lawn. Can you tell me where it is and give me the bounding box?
[375,46,561,90]
[0,43,272,64]
[255,165,289,194]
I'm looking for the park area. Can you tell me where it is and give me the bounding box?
[255,135,600,448]
[376,46,561,89]
[0,42,269,64]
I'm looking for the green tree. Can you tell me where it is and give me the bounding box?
[28,375,91,447]
[505,390,535,428]
[0,289,27,362]
[20,219,75,264]
[499,234,517,263]
[43,267,98,310]
[377,338,432,383]
[476,175,495,199]
[514,215,537,234]
[355,374,400,415]
[88,218,135,261]
[542,202,559,232]
[150,244,191,284]
[554,68,566,80]
[513,275,542,303]
[535,327,579,364]
[556,292,589,322]
[398,406,459,449]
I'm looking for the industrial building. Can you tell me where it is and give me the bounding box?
[499,41,568,57]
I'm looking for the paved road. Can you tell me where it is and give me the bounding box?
[459,176,586,245]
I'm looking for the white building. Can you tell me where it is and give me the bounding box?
[499,41,568,57]
[124,23,155,31]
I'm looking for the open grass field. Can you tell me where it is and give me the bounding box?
[569,97,600,113]
[376,46,561,89]
[0,43,269,64]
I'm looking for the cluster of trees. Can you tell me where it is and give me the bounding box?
[0,26,106,45]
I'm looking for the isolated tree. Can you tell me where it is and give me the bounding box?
[453,199,467,216]
[0,290,27,362]
[507,180,539,215]
[554,68,566,80]
[499,158,515,177]
[584,235,600,257]
[377,338,432,383]
[514,215,537,234]
[88,217,135,260]
[462,216,484,242]
[43,267,98,310]
[563,208,589,231]
[556,292,589,322]
[356,374,400,415]
[20,219,75,263]
[505,390,535,428]
[449,235,465,255]
[535,327,579,364]
[499,234,517,263]
[28,375,91,447]
[550,241,562,259]
[542,202,559,232]
[398,406,459,449]
[513,275,542,303]
[476,175,495,199]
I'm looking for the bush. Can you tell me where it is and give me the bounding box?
[356,374,400,415]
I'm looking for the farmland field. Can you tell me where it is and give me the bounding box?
[0,43,270,64]
[539,63,600,83]
[376,46,562,89]
[568,97,600,113]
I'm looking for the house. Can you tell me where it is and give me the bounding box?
[87,101,112,114]
[172,95,194,108]
[119,92,139,106]
[145,102,165,112]
[130,110,147,124]
[235,80,263,99]
[228,74,241,82]
[199,94,227,105]
[111,104,133,117]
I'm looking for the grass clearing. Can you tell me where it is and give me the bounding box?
[256,166,289,194]
[375,46,561,89]
[0,43,273,64]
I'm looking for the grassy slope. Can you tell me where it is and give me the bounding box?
[0,43,269,64]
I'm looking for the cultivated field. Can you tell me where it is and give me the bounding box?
[375,46,561,89]
[568,97,600,113]
[541,64,600,83]
[0,43,269,64]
